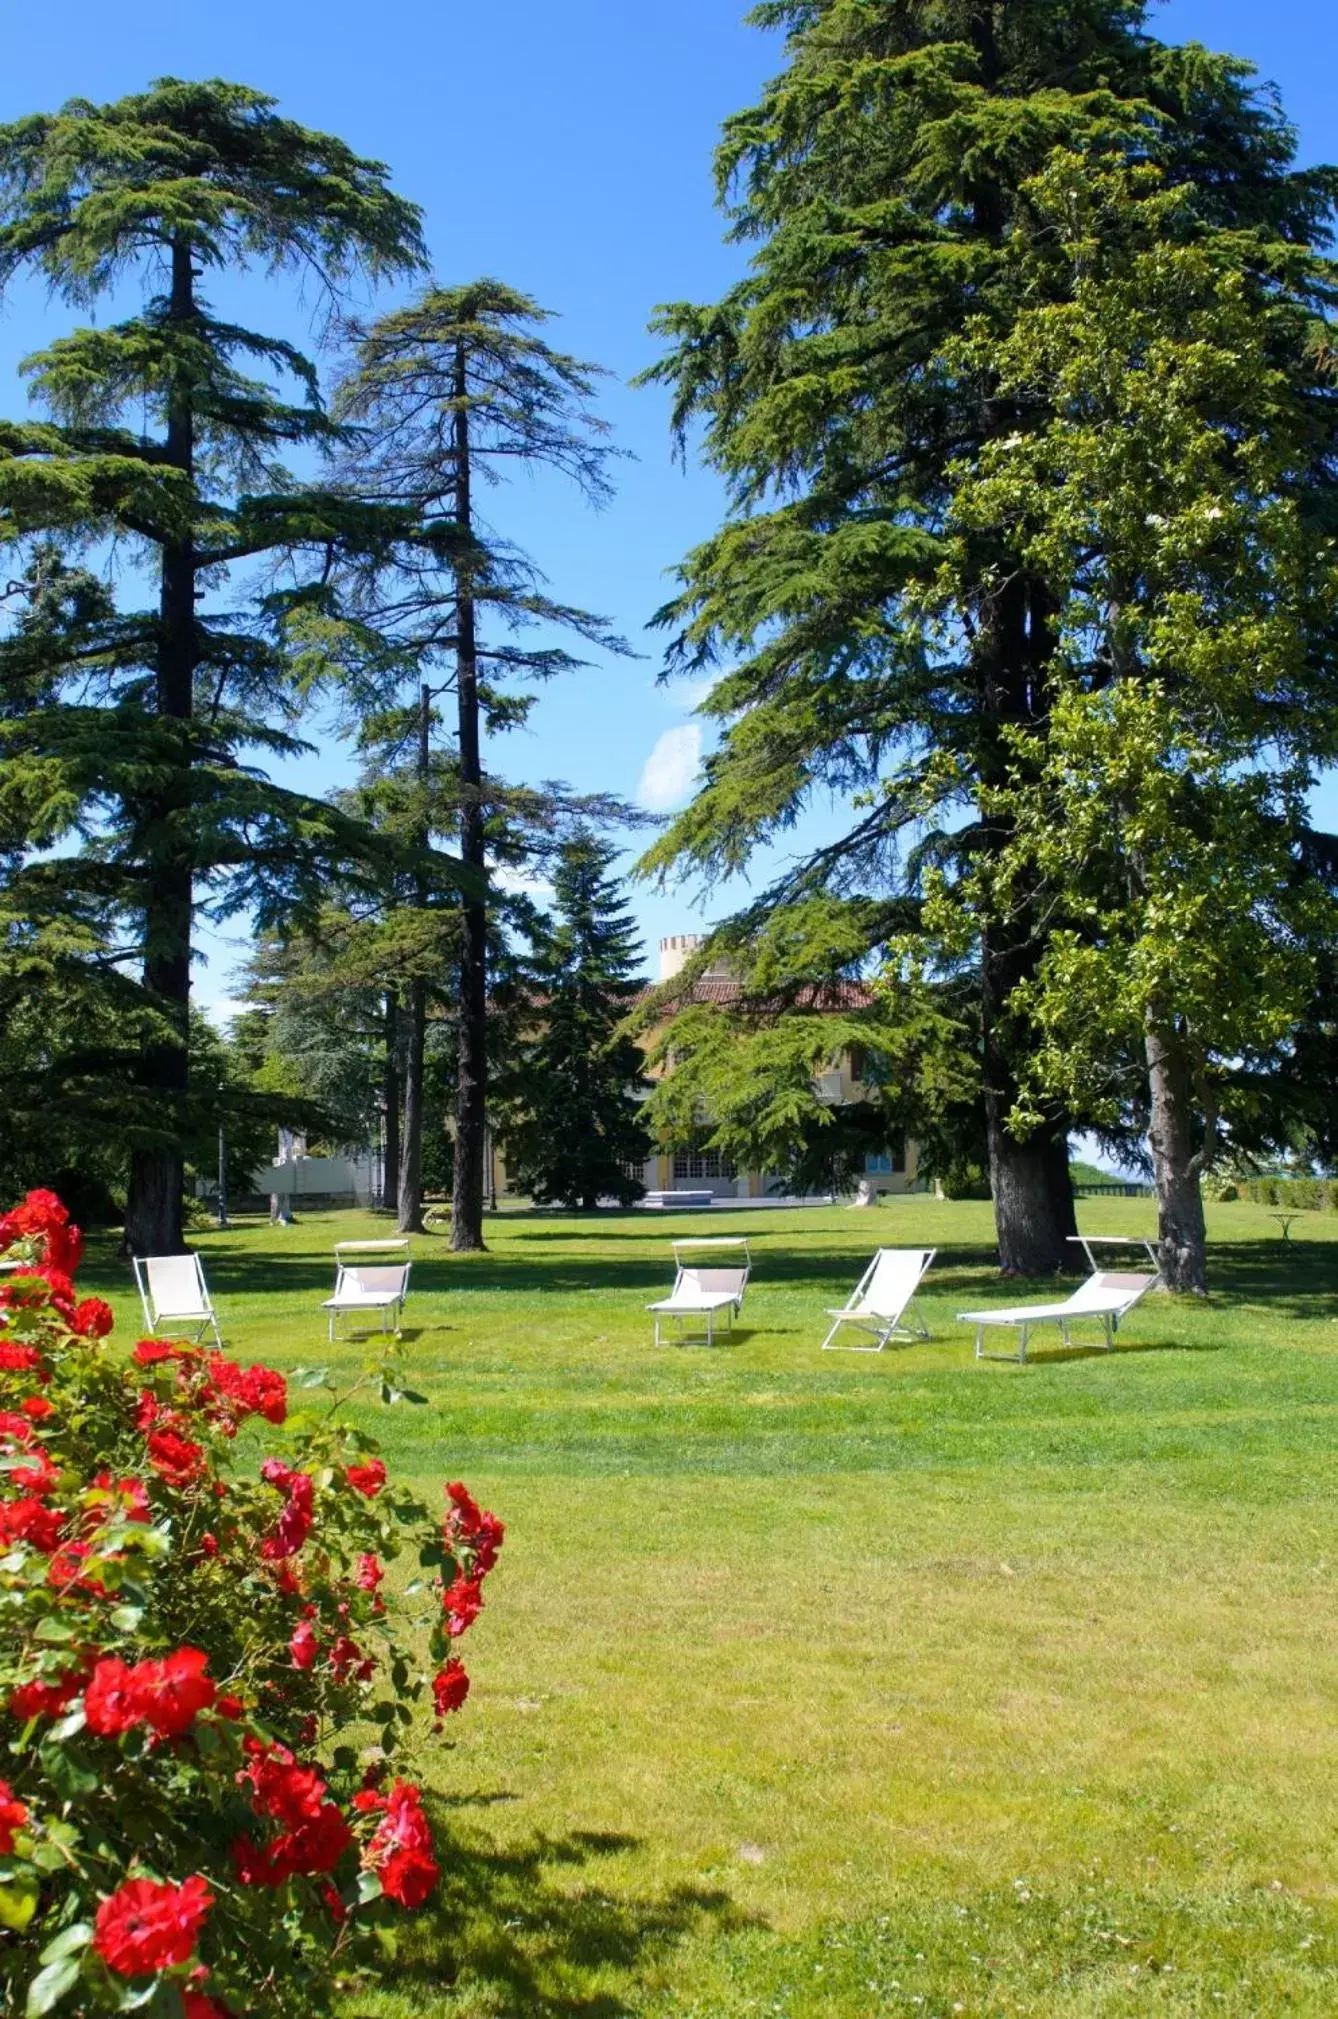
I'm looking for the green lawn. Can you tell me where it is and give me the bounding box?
[85,1199,1338,2016]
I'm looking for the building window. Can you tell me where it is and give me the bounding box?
[865,1141,905,1176]
[673,1150,735,1182]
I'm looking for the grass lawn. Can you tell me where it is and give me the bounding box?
[84,1198,1338,2016]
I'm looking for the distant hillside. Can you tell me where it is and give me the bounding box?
[1070,1159,1121,1187]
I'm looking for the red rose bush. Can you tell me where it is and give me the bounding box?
[0,1190,503,2016]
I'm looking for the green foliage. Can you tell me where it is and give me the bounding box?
[924,148,1338,1246]
[0,79,425,1243]
[635,1,1338,1267]
[0,1189,502,2015]
[497,835,652,1209]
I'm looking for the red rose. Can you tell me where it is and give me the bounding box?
[12,1447,60,1497]
[346,1459,386,1499]
[14,1263,76,1314]
[0,1497,66,1553]
[10,1668,84,1722]
[199,1532,219,1558]
[133,1339,181,1366]
[0,1778,29,1853]
[216,1693,244,1720]
[0,1410,34,1446]
[93,1873,213,1975]
[445,1479,483,1528]
[444,1482,505,1575]
[203,1355,287,1427]
[240,1738,328,1825]
[138,1648,216,1737]
[72,1296,114,1338]
[355,1552,383,1591]
[241,1363,287,1424]
[262,1469,314,1560]
[366,1780,439,1908]
[20,1395,53,1421]
[431,1658,470,1720]
[43,1220,84,1277]
[329,1633,374,1683]
[442,1574,484,1639]
[289,1618,319,1671]
[321,1879,347,1925]
[47,1539,112,1597]
[280,1802,353,1876]
[183,1993,231,2019]
[84,1657,146,1737]
[146,1428,206,1487]
[0,1342,43,1372]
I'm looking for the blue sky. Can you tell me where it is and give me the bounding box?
[1,0,1335,1012]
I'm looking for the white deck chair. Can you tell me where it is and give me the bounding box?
[323,1240,412,1343]
[959,1268,1159,1364]
[133,1253,222,1349]
[647,1238,750,1346]
[821,1247,935,1351]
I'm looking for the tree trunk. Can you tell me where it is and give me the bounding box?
[978,761,1076,1275]
[982,923,1076,1275]
[383,989,401,1216]
[1145,1015,1209,1294]
[985,1101,1076,1276]
[398,683,431,1235]
[398,975,426,1234]
[125,232,196,1256]
[450,344,488,1252]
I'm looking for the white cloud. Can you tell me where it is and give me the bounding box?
[638,724,703,811]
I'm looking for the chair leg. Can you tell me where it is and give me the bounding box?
[1018,1324,1029,1365]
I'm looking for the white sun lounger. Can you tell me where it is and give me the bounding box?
[959,1265,1159,1363]
[133,1253,223,1349]
[323,1240,412,1343]
[647,1238,750,1346]
[822,1247,935,1351]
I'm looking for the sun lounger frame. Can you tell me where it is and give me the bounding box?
[323,1240,412,1343]
[133,1252,223,1350]
[821,1247,936,1351]
[647,1238,751,1347]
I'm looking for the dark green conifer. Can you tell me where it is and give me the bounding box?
[498,835,651,1212]
[0,79,423,1250]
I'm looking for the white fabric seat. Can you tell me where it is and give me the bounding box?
[323,1242,411,1342]
[133,1253,222,1349]
[822,1247,935,1351]
[648,1238,750,1346]
[959,1270,1158,1363]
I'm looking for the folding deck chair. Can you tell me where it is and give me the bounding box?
[322,1240,412,1343]
[821,1247,935,1351]
[647,1238,751,1346]
[133,1253,223,1350]
[959,1238,1160,1363]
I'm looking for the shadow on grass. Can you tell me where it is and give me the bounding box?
[357,1815,751,2018]
[1012,1333,1228,1367]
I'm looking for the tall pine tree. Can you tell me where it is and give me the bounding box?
[330,280,630,1250]
[0,79,423,1251]
[638,1,1337,1273]
[497,834,651,1211]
